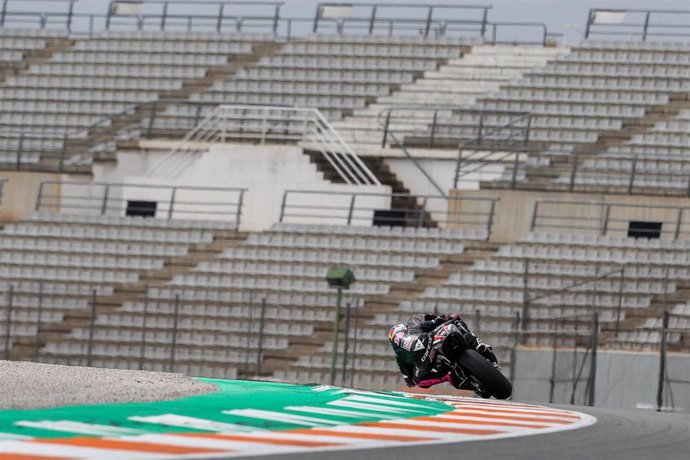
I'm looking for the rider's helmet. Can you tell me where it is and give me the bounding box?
[388,324,407,345]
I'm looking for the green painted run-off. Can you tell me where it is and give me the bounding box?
[0,379,452,439]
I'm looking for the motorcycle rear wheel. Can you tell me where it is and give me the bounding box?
[456,349,512,400]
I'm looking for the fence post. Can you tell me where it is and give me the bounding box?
[341,301,351,386]
[35,181,45,212]
[256,297,267,377]
[674,208,683,240]
[529,201,539,232]
[34,281,44,359]
[592,262,600,313]
[147,102,157,138]
[569,154,578,192]
[548,325,557,404]
[4,285,14,360]
[349,297,360,388]
[279,191,288,223]
[428,111,438,149]
[86,289,97,367]
[642,11,651,41]
[601,204,611,236]
[347,194,356,225]
[381,111,391,147]
[169,294,180,372]
[587,312,599,407]
[167,187,177,220]
[16,133,24,171]
[509,311,521,398]
[453,147,463,190]
[477,113,484,146]
[59,133,67,174]
[101,185,110,215]
[521,260,530,331]
[615,267,624,337]
[487,199,497,240]
[139,293,149,370]
[628,155,638,195]
[245,292,254,375]
[511,150,520,189]
[656,310,669,411]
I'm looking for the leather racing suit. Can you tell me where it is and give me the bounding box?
[388,313,497,388]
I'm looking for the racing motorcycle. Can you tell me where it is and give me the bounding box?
[429,319,512,400]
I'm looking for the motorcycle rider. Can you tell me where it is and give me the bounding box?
[388,313,498,389]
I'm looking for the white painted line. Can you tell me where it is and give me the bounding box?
[344,395,432,410]
[223,409,342,427]
[0,440,167,460]
[129,414,262,433]
[328,399,420,414]
[284,405,396,419]
[14,421,144,436]
[120,434,297,455]
[0,432,31,440]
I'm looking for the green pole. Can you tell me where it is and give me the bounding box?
[330,287,343,385]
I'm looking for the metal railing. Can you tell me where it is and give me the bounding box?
[530,199,690,240]
[279,189,498,235]
[584,8,690,41]
[565,154,690,198]
[0,278,687,406]
[656,310,690,411]
[34,180,247,224]
[0,99,161,173]
[0,177,6,208]
[379,107,532,151]
[0,1,550,43]
[148,105,381,186]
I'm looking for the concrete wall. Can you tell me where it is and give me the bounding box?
[513,347,690,411]
[0,171,63,221]
[451,189,690,244]
[385,157,505,196]
[101,143,390,230]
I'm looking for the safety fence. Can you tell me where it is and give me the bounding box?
[530,200,690,240]
[34,180,247,224]
[584,8,690,41]
[0,271,687,408]
[0,1,552,43]
[148,104,380,186]
[278,189,498,234]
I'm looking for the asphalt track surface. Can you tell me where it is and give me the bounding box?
[244,405,690,460]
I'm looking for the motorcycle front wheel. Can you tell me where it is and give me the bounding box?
[456,349,512,400]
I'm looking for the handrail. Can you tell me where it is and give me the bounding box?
[565,153,690,198]
[374,111,448,198]
[453,112,532,189]
[0,2,551,43]
[35,180,248,224]
[279,188,498,235]
[584,8,690,41]
[148,105,381,186]
[0,177,6,208]
[530,199,690,240]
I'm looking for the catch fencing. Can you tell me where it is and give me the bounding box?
[1,269,688,410]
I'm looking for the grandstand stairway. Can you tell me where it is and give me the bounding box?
[0,33,75,84]
[492,95,690,193]
[74,41,287,171]
[9,225,248,362]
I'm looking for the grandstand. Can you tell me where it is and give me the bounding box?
[0,1,688,408]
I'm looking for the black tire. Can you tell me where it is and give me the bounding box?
[456,349,512,400]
